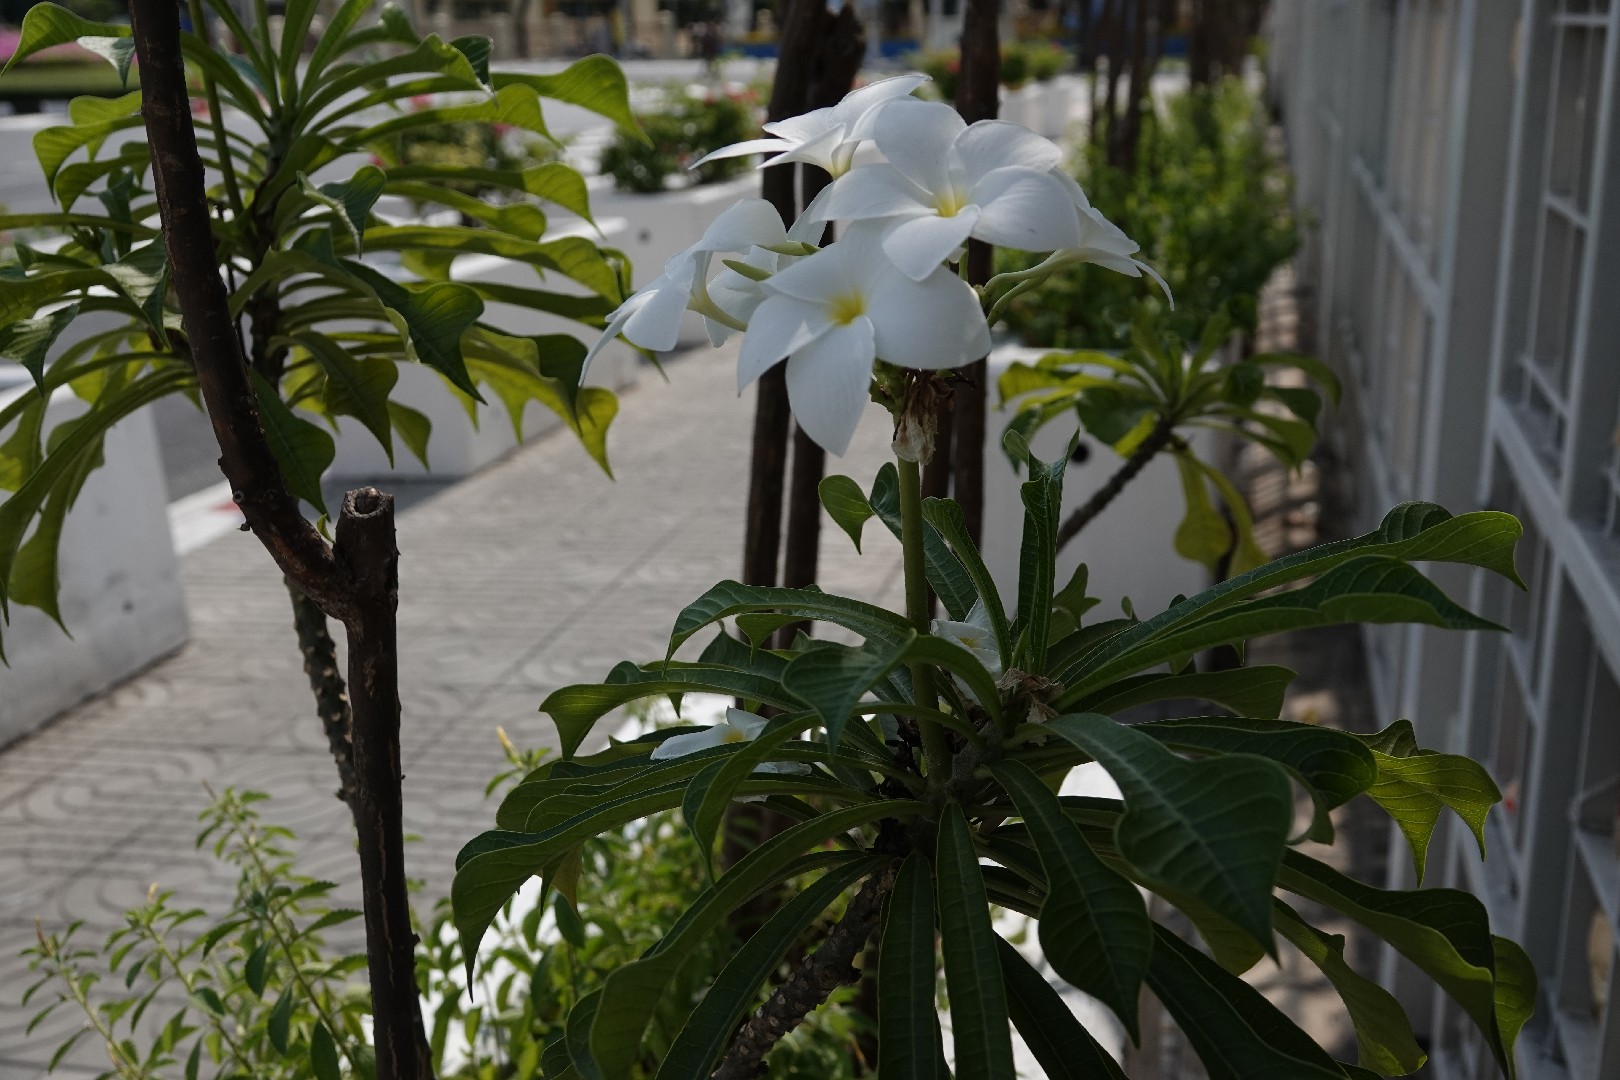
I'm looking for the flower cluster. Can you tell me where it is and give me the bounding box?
[585,74,1164,456]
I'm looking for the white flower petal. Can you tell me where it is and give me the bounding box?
[837,73,931,136]
[874,98,967,194]
[868,270,989,369]
[770,126,846,174]
[698,197,789,253]
[737,294,825,390]
[689,136,793,170]
[970,167,1085,254]
[966,599,992,631]
[580,292,645,380]
[726,707,771,738]
[621,263,696,352]
[955,120,1064,185]
[763,104,838,143]
[760,235,865,302]
[650,725,730,760]
[793,184,838,237]
[818,164,933,224]
[783,319,876,456]
[754,760,813,775]
[881,211,979,280]
[1136,259,1174,306]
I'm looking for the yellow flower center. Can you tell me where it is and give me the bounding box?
[934,187,969,217]
[722,727,750,743]
[828,291,867,326]
[957,632,982,650]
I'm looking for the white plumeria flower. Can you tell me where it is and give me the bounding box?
[703,193,830,345]
[931,600,1002,678]
[583,198,789,376]
[689,73,929,178]
[1050,169,1173,302]
[814,98,1084,280]
[649,707,809,774]
[736,224,991,456]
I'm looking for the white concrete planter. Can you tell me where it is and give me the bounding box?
[999,85,1040,131]
[981,345,1209,624]
[0,369,188,746]
[1035,78,1076,140]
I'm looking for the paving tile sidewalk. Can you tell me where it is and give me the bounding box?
[0,341,904,1077]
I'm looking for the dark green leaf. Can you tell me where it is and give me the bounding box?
[0,304,81,392]
[878,853,938,1080]
[990,760,1150,1037]
[295,333,398,461]
[869,463,976,620]
[1075,665,1296,718]
[995,935,1129,1079]
[924,496,1012,662]
[668,580,914,656]
[304,166,387,253]
[1046,713,1292,950]
[1004,429,1068,670]
[244,942,270,998]
[250,370,335,517]
[819,474,875,552]
[935,805,1014,1080]
[782,633,915,748]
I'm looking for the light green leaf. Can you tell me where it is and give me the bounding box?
[494,55,642,139]
[388,401,431,468]
[991,760,1150,1038]
[303,166,386,253]
[1173,452,1232,571]
[996,935,1130,1079]
[1049,561,1100,641]
[1352,720,1502,885]
[819,474,875,552]
[3,3,130,72]
[653,859,874,1080]
[1046,713,1292,950]
[1274,902,1427,1075]
[878,853,938,1080]
[935,804,1014,1080]
[249,370,334,517]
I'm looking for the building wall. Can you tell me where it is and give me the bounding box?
[1270,2,1620,1077]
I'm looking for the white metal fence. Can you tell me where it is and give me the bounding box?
[1269,2,1620,1077]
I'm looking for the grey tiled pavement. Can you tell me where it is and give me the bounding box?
[0,341,904,1077]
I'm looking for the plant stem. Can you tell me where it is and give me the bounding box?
[711,861,898,1080]
[1054,415,1177,551]
[287,578,359,805]
[895,458,947,784]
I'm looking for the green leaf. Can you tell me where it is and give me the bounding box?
[1046,713,1292,950]
[0,303,81,392]
[1074,665,1296,718]
[1278,851,1526,1078]
[494,55,643,139]
[990,760,1150,1037]
[1273,902,1427,1076]
[781,633,915,748]
[869,463,976,620]
[995,935,1129,1080]
[1059,554,1507,704]
[1491,934,1536,1070]
[554,894,586,948]
[1049,561,1100,640]
[541,662,804,757]
[1352,720,1502,885]
[683,713,817,871]
[1147,925,1350,1079]
[302,166,386,253]
[295,333,398,461]
[250,370,335,518]
[1005,430,1068,669]
[654,859,874,1079]
[388,401,432,468]
[1055,503,1526,696]
[1253,351,1342,405]
[565,989,605,1080]
[340,261,485,400]
[310,1020,341,1080]
[2,3,130,72]
[1173,452,1232,571]
[935,804,1014,1080]
[924,496,1012,662]
[819,474,875,552]
[668,580,914,656]
[878,853,939,1080]
[244,942,270,998]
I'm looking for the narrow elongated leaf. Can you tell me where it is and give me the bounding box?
[250,371,334,517]
[1046,713,1292,950]
[924,496,1012,662]
[1005,430,1068,670]
[1138,716,1378,812]
[995,935,1129,1079]
[1055,504,1525,693]
[1273,902,1426,1076]
[542,663,803,757]
[267,989,293,1053]
[879,853,939,1080]
[1278,851,1527,1078]
[869,462,976,619]
[820,474,875,552]
[1352,720,1501,884]
[782,633,914,748]
[654,859,876,1079]
[668,580,914,655]
[684,712,817,870]
[1076,665,1296,718]
[990,760,1150,1037]
[1147,925,1351,1079]
[936,805,1014,1080]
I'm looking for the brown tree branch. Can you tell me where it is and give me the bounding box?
[711,862,898,1080]
[287,579,359,803]
[1054,417,1176,551]
[129,5,428,1076]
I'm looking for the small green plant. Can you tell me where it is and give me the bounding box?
[1023,40,1067,82]
[997,76,1297,349]
[599,85,760,193]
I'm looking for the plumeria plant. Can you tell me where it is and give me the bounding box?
[455,80,1535,1078]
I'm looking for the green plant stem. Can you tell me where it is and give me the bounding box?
[896,457,948,786]
[41,941,144,1080]
[1054,415,1177,551]
[140,924,252,1070]
[185,0,244,217]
